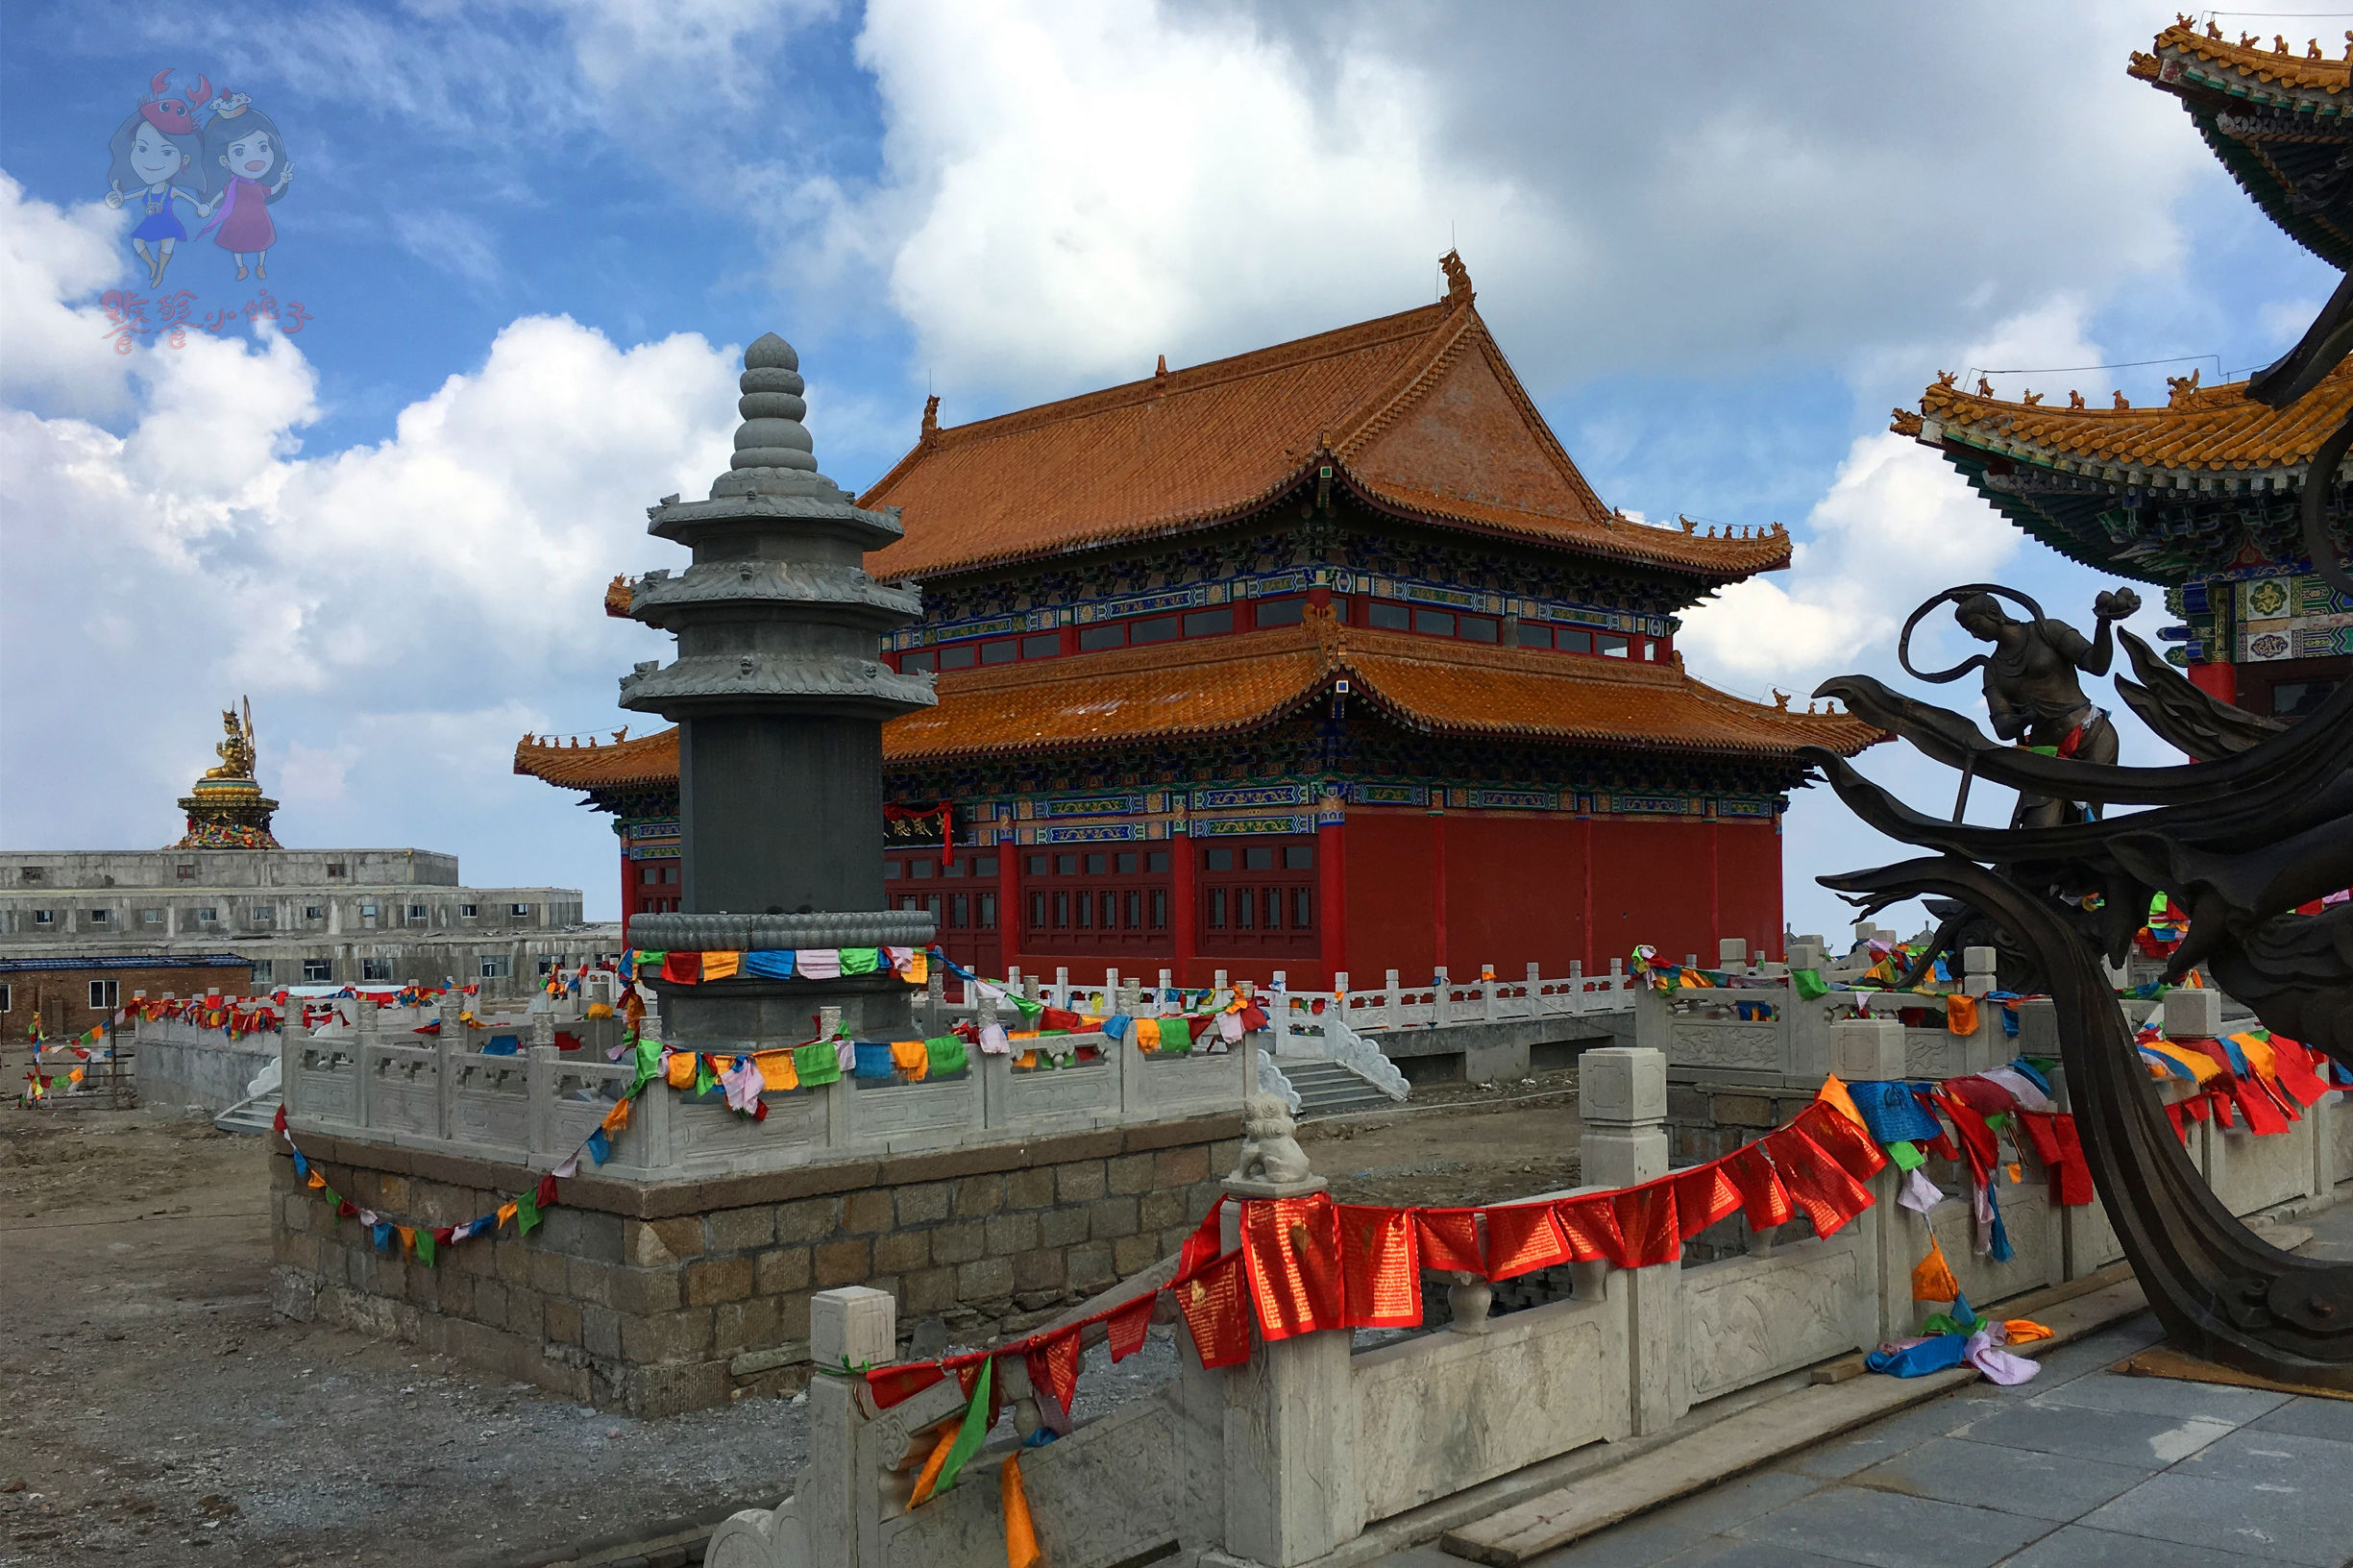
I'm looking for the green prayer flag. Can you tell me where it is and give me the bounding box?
[1161,1017,1193,1055]
[924,1034,968,1076]
[633,1035,664,1090]
[1887,1139,1925,1171]
[415,1229,437,1267]
[1010,992,1043,1023]
[516,1189,542,1237]
[793,1041,843,1086]
[694,1054,720,1096]
[1793,968,1828,1000]
[839,946,881,976]
[934,1357,993,1494]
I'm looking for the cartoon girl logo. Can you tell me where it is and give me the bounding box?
[196,92,294,282]
[103,69,210,288]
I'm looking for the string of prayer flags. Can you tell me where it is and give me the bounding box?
[1481,1201,1572,1279]
[1173,1248,1253,1368]
[1238,1192,1344,1340]
[1336,1205,1420,1328]
[793,1041,843,1087]
[1106,1293,1155,1361]
[925,1035,968,1076]
[1415,1208,1483,1274]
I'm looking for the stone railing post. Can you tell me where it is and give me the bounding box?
[1576,1045,1681,1434]
[1384,968,1400,1029]
[278,997,300,1123]
[1217,1136,1352,1564]
[1434,967,1451,1027]
[351,1000,377,1133]
[1719,938,1747,970]
[1830,1016,1912,1340]
[1054,967,1069,1010]
[435,992,461,1140]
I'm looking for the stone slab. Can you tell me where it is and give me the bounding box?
[1846,1434,2145,1522]
[1436,1277,2147,1565]
[1723,1486,2047,1568]
[2077,1430,2353,1566]
[1996,1524,2275,1568]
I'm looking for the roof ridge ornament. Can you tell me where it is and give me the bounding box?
[919,393,941,450]
[1439,249,1474,309]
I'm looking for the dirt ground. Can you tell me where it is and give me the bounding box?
[0,1076,1583,1566]
[1306,1070,1585,1208]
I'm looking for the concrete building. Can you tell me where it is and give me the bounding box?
[2,706,616,998]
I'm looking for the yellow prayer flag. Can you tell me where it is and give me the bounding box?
[701,950,744,982]
[497,1201,518,1227]
[602,1095,631,1134]
[306,1169,327,1190]
[1944,994,1978,1036]
[1912,1235,1960,1303]
[909,1422,958,1507]
[667,1051,697,1090]
[1001,1453,1042,1568]
[1133,1017,1162,1051]
[1815,1072,1869,1131]
[755,1050,798,1091]
[396,1225,415,1255]
[890,1040,929,1083]
[2001,1317,2053,1344]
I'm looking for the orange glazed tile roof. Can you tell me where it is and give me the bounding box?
[2129,21,2351,98]
[859,259,1788,585]
[1897,360,2353,481]
[514,727,677,790]
[516,610,1876,790]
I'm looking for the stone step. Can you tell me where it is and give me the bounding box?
[214,1090,282,1137]
[1274,1058,1395,1117]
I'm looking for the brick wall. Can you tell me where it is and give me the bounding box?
[269,1116,1240,1416]
[2,960,253,1039]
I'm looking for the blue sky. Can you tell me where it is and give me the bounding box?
[0,1,2332,942]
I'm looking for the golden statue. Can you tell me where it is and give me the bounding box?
[203,698,257,779]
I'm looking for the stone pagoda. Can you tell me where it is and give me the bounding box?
[618,332,938,1044]
[174,698,281,848]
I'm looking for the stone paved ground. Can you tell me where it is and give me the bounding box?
[1389,1201,2353,1568]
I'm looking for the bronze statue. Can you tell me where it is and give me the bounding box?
[202,698,257,780]
[1899,583,2140,827]
[1806,589,2353,1390]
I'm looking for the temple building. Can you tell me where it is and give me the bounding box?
[518,256,1878,987]
[1894,21,2353,720]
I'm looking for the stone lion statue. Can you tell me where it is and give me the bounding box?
[1229,1093,1313,1186]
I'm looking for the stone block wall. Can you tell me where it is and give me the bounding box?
[268,1115,1239,1416]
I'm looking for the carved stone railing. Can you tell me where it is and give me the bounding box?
[708,1026,2347,1568]
[282,992,1255,1178]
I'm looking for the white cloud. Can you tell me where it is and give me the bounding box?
[786,1,2207,410]
[0,172,138,418]
[0,176,739,892]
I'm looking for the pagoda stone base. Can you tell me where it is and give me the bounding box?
[267,1115,1240,1415]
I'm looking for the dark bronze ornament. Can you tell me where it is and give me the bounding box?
[1802,605,2353,1389]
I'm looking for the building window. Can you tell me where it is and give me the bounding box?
[0,984,11,1012]
[882,860,899,879]
[510,903,532,918]
[88,909,111,924]
[1077,625,1124,651]
[141,909,163,924]
[1183,607,1233,637]
[910,859,935,880]
[359,902,380,921]
[303,958,333,982]
[193,907,218,922]
[305,905,324,920]
[327,863,347,878]
[2272,679,2340,717]
[901,649,937,673]
[458,903,477,918]
[480,955,510,979]
[1254,597,1307,627]
[1197,835,1317,954]
[407,903,429,922]
[361,958,394,982]
[1598,632,1631,658]
[19,867,41,883]
[938,644,977,670]
[250,907,274,924]
[1412,608,1455,636]
[980,638,1018,665]
[33,910,55,925]
[1367,600,1410,630]
[1130,615,1180,645]
[176,864,195,881]
[89,979,120,1010]
[1020,632,1060,659]
[1458,614,1499,643]
[1515,623,1551,648]
[252,961,274,983]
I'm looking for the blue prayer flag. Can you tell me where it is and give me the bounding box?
[586,1129,611,1165]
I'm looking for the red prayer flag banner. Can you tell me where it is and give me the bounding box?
[661,951,703,985]
[1175,1248,1253,1369]
[1719,1144,1795,1230]
[1553,1195,1625,1262]
[1238,1194,1345,1341]
[1762,1124,1874,1238]
[2014,1112,2096,1207]
[1177,1196,1227,1278]
[1794,1101,1887,1182]
[1336,1205,1421,1327]
[2271,1041,2332,1107]
[1415,1209,1483,1273]
[1932,1088,1998,1188]
[866,1362,948,1410]
[1481,1202,1571,1280]
[535,1173,559,1209]
[1671,1162,1743,1235]
[1608,1180,1681,1268]
[1106,1293,1156,1362]
[1025,1329,1083,1416]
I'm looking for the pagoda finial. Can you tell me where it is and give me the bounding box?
[711,331,847,502]
[1439,249,1474,309]
[1155,354,1167,379]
